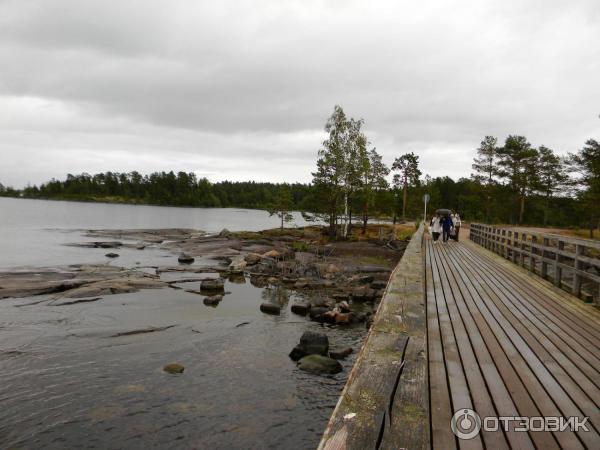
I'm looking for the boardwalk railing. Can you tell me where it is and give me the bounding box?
[470,223,600,303]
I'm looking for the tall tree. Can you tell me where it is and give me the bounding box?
[392,152,422,220]
[535,146,569,226]
[567,139,600,238]
[472,135,499,222]
[497,136,539,224]
[360,148,389,233]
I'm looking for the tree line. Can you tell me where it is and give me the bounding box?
[1,105,598,237]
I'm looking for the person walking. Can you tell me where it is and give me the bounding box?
[442,214,453,243]
[430,214,442,242]
[453,213,462,242]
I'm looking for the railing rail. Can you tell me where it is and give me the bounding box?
[469,223,600,303]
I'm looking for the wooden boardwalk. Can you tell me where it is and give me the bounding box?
[427,235,600,450]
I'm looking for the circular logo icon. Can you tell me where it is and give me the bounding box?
[451,408,481,440]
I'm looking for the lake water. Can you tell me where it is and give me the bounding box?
[0,198,365,449]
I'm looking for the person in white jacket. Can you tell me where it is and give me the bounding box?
[452,213,462,242]
[430,215,442,242]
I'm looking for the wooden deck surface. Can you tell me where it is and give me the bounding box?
[427,235,600,450]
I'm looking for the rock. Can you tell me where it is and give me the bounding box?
[219,228,231,238]
[227,274,246,284]
[282,276,298,284]
[163,363,184,374]
[334,312,354,325]
[352,286,376,302]
[322,310,338,323]
[260,303,281,315]
[200,278,224,292]
[105,253,119,258]
[267,276,279,285]
[262,249,281,259]
[250,276,268,288]
[338,301,351,313]
[291,302,311,316]
[228,255,247,274]
[289,331,329,361]
[244,253,262,265]
[332,292,349,301]
[309,306,330,322]
[178,253,195,264]
[136,243,146,250]
[330,347,353,360]
[97,241,122,249]
[357,266,391,273]
[297,355,342,375]
[203,295,223,306]
[356,275,374,284]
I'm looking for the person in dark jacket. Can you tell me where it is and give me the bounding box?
[442,214,453,243]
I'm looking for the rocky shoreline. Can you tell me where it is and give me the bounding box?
[1,224,411,370]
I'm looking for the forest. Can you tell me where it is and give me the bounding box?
[1,106,598,237]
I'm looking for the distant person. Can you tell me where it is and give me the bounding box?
[430,214,441,242]
[442,214,453,243]
[453,213,462,242]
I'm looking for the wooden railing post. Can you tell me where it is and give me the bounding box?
[541,237,549,279]
[530,235,537,273]
[573,244,583,297]
[512,232,518,264]
[520,233,526,267]
[554,240,564,288]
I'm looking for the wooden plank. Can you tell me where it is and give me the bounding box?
[448,244,597,449]
[436,243,560,449]
[430,242,510,450]
[454,243,600,390]
[425,241,457,450]
[450,244,600,430]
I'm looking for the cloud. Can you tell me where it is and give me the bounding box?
[1,0,599,187]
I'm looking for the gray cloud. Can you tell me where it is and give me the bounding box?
[1,0,599,187]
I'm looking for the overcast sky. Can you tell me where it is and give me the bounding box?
[1,0,599,188]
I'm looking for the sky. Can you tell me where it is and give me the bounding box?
[1,0,599,188]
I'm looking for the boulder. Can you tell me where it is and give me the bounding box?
[105,253,119,258]
[260,303,281,315]
[291,302,311,316]
[309,306,330,322]
[244,253,262,265]
[330,347,353,360]
[322,310,338,323]
[219,228,231,238]
[203,295,223,306]
[289,331,329,361]
[200,278,224,292]
[163,363,184,374]
[178,253,195,264]
[334,312,354,325]
[297,355,342,375]
[250,276,268,288]
[136,243,146,250]
[228,255,247,274]
[262,249,281,259]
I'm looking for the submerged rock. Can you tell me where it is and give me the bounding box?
[260,303,281,315]
[200,278,224,292]
[330,347,353,360]
[105,252,119,258]
[203,295,223,306]
[178,253,195,264]
[290,302,310,316]
[163,363,184,374]
[297,355,342,375]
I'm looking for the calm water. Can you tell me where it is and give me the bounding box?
[0,198,364,449]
